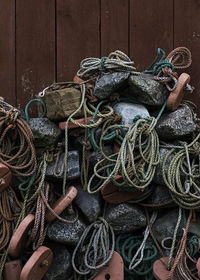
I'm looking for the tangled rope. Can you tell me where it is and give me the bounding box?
[0,105,37,177]
[77,50,138,79]
[88,116,160,193]
[162,133,200,209]
[72,217,115,276]
[147,47,192,92]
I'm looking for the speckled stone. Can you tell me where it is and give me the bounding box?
[29,118,62,147]
[129,74,169,106]
[74,186,102,223]
[89,146,113,173]
[152,209,200,243]
[94,72,130,99]
[105,203,146,234]
[47,211,86,246]
[156,103,196,140]
[43,242,72,280]
[146,184,172,207]
[46,151,80,181]
[113,102,150,127]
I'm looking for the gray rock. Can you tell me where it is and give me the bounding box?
[89,146,113,173]
[46,151,80,181]
[105,203,146,234]
[155,103,196,140]
[74,186,102,223]
[94,72,130,99]
[152,209,200,243]
[29,118,62,147]
[113,102,150,127]
[47,211,86,246]
[146,184,172,206]
[128,74,169,106]
[44,242,72,280]
[153,147,173,186]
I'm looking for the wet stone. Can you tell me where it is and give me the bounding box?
[113,102,150,127]
[47,211,86,246]
[74,185,102,223]
[153,147,176,186]
[152,209,200,243]
[146,184,172,207]
[46,151,80,181]
[155,103,196,140]
[43,242,72,280]
[105,203,146,234]
[29,118,62,147]
[94,72,130,99]
[128,74,169,106]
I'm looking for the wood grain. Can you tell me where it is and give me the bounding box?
[16,0,55,111]
[57,0,100,82]
[0,1,16,105]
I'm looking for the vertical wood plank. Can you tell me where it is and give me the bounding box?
[130,0,174,72]
[16,0,55,110]
[0,1,15,105]
[101,0,129,56]
[174,0,200,110]
[57,0,100,82]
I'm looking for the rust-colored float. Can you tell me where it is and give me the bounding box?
[46,186,78,223]
[101,175,142,204]
[167,73,190,111]
[8,214,35,258]
[4,259,23,280]
[94,251,124,280]
[153,257,177,280]
[20,246,53,280]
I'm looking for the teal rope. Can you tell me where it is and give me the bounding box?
[116,235,158,280]
[143,48,174,75]
[100,56,108,71]
[18,171,37,191]
[25,98,46,123]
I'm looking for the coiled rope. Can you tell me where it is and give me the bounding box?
[72,217,115,276]
[0,104,37,177]
[77,50,138,79]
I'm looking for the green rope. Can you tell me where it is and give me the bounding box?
[143,48,174,75]
[25,98,46,123]
[18,171,37,191]
[116,234,158,280]
[162,133,200,209]
[99,56,108,71]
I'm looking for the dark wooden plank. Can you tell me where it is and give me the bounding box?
[174,0,200,111]
[0,1,15,106]
[101,0,129,56]
[57,0,100,81]
[16,0,55,110]
[130,0,174,72]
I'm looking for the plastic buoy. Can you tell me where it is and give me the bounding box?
[20,246,53,280]
[0,163,12,192]
[8,214,35,258]
[167,73,190,111]
[94,251,124,280]
[101,175,142,204]
[46,186,78,223]
[4,259,23,280]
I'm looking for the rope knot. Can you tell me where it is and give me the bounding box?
[83,140,92,151]
[5,108,19,126]
[99,56,108,71]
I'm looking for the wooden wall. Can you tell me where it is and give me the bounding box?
[1,0,200,110]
